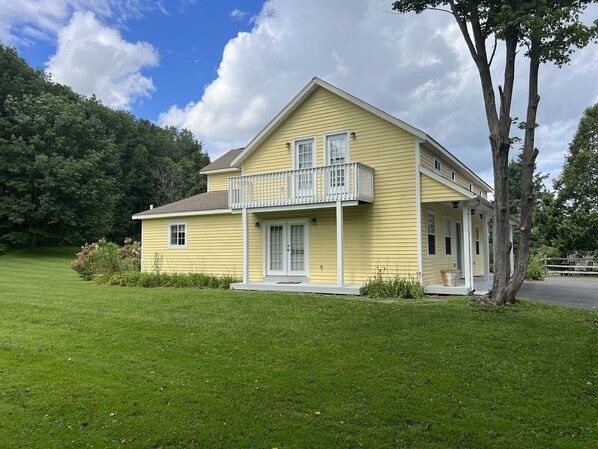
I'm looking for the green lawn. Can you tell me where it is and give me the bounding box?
[1,249,596,449]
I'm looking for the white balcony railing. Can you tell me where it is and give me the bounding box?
[228,162,374,209]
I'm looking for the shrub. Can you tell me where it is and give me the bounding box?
[95,271,240,290]
[0,243,8,256]
[526,255,546,281]
[363,267,425,299]
[72,238,141,280]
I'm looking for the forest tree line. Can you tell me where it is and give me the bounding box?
[0,44,210,249]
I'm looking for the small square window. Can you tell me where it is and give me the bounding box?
[434,158,441,174]
[169,223,187,247]
[451,171,457,183]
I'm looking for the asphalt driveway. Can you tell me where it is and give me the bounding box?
[517,276,598,310]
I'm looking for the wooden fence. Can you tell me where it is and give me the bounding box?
[544,257,598,275]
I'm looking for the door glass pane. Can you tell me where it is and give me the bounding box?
[296,140,313,194]
[328,135,346,188]
[289,224,305,271]
[269,225,283,271]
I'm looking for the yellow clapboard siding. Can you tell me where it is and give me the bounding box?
[420,147,487,199]
[421,173,470,202]
[141,214,242,276]
[208,172,236,192]
[243,86,418,284]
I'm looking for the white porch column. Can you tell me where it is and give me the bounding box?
[462,206,472,292]
[242,208,249,284]
[509,223,515,276]
[336,201,344,287]
[483,214,490,282]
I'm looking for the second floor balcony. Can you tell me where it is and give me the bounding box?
[228,162,374,210]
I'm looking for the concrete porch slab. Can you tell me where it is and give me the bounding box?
[230,282,363,295]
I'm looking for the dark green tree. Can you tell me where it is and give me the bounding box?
[553,103,598,255]
[392,0,598,304]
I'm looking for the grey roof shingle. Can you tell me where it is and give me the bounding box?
[200,148,243,173]
[134,191,229,217]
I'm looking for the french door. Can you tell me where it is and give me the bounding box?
[266,220,308,276]
[325,132,349,193]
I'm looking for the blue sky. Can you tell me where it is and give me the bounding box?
[2,0,598,187]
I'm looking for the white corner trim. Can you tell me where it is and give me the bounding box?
[415,138,423,281]
[132,209,232,220]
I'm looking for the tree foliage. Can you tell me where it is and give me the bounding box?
[554,103,598,254]
[0,44,210,249]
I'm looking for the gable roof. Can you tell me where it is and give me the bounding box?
[200,148,243,174]
[231,77,493,192]
[133,191,229,219]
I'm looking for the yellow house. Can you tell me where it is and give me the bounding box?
[133,78,511,295]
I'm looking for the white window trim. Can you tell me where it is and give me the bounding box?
[323,130,351,166]
[434,157,441,174]
[426,209,437,258]
[292,135,317,170]
[469,183,474,192]
[451,170,457,183]
[444,216,452,258]
[168,222,187,249]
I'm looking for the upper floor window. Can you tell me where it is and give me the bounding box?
[169,223,187,248]
[434,158,441,174]
[427,211,436,256]
[451,170,457,183]
[479,189,483,197]
[469,183,474,192]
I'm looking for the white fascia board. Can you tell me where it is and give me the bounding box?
[199,167,241,175]
[132,209,232,220]
[420,166,477,199]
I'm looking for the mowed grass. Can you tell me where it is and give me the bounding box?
[0,249,596,449]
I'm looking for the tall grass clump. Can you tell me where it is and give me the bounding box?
[525,255,546,280]
[96,271,239,289]
[363,267,425,299]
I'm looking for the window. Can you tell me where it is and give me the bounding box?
[475,226,480,255]
[479,189,483,197]
[451,170,457,183]
[444,217,452,255]
[169,223,187,248]
[469,183,474,192]
[434,158,441,174]
[427,211,436,256]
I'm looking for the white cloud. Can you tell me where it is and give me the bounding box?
[0,0,148,45]
[46,11,159,110]
[230,9,249,21]
[159,0,598,188]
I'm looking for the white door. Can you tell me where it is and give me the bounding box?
[294,138,315,197]
[325,132,349,193]
[266,220,308,276]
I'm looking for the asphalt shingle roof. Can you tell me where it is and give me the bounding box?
[134,191,229,217]
[200,148,243,173]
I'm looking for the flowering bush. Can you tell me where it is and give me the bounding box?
[72,238,141,280]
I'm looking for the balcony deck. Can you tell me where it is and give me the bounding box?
[228,162,374,210]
